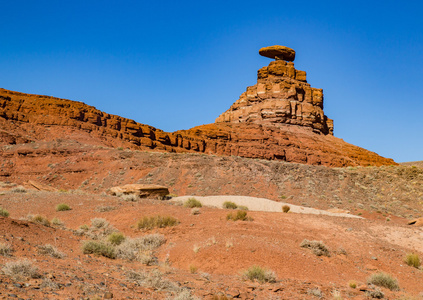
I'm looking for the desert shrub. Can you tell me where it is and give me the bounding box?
[95,205,116,212]
[86,218,117,239]
[126,268,178,292]
[11,186,26,193]
[82,240,116,259]
[242,265,276,283]
[184,198,202,208]
[2,259,40,280]
[37,244,65,259]
[367,272,399,291]
[174,289,199,300]
[0,207,9,217]
[30,215,51,227]
[366,288,384,299]
[56,203,71,211]
[40,278,59,290]
[51,217,64,227]
[307,288,323,298]
[191,208,201,215]
[0,243,12,256]
[300,239,330,257]
[137,215,179,230]
[237,205,249,211]
[405,253,421,268]
[122,194,139,202]
[222,201,237,209]
[189,265,198,274]
[107,232,126,246]
[282,205,290,213]
[226,210,252,221]
[116,234,166,261]
[332,290,343,300]
[348,280,357,288]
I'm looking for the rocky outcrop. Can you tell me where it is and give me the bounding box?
[0,45,397,167]
[110,184,169,199]
[216,45,333,135]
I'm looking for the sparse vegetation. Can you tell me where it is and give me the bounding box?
[226,210,252,221]
[11,186,26,193]
[0,207,10,217]
[107,232,126,246]
[116,234,166,261]
[307,287,323,298]
[37,244,65,259]
[126,268,178,291]
[191,207,201,215]
[366,288,384,299]
[30,215,51,227]
[237,205,249,211]
[2,259,40,280]
[82,240,116,259]
[367,272,399,291]
[0,243,12,256]
[405,253,421,268]
[137,215,179,230]
[51,217,64,226]
[348,280,357,289]
[184,198,202,208]
[56,203,71,211]
[300,239,330,257]
[122,194,139,202]
[242,265,276,283]
[189,264,198,274]
[222,201,238,209]
[282,205,290,213]
[95,205,116,212]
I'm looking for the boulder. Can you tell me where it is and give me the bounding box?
[408,218,423,226]
[110,184,169,199]
[259,45,296,61]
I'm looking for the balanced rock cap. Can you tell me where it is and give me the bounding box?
[259,45,296,61]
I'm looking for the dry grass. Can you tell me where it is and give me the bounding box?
[405,253,421,268]
[56,203,71,211]
[29,215,51,227]
[136,215,179,230]
[242,265,276,283]
[184,198,202,208]
[126,268,179,292]
[189,265,198,274]
[2,259,40,280]
[307,287,323,298]
[81,240,116,259]
[0,207,9,217]
[300,239,331,257]
[191,208,201,215]
[116,234,166,261]
[76,218,117,239]
[222,201,238,209]
[37,244,65,259]
[226,210,252,221]
[122,194,139,202]
[367,272,399,291]
[11,186,26,193]
[95,205,116,212]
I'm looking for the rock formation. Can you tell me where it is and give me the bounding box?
[0,45,397,167]
[216,45,333,135]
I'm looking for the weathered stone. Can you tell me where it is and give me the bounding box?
[259,45,296,61]
[408,217,423,226]
[110,184,169,199]
[216,47,333,135]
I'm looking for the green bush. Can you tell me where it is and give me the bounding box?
[137,215,179,230]
[0,207,9,217]
[82,241,116,259]
[107,232,126,246]
[31,215,51,227]
[56,203,71,211]
[222,201,238,209]
[184,198,202,208]
[282,205,290,213]
[367,272,399,291]
[242,265,276,283]
[405,253,421,268]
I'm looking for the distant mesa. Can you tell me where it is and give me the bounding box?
[259,45,296,61]
[0,45,397,167]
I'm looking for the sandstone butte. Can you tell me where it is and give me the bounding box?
[0,46,396,167]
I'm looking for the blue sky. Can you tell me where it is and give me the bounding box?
[1,0,422,162]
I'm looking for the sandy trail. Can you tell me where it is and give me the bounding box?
[172,195,362,218]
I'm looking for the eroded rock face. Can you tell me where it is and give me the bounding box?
[216,46,333,135]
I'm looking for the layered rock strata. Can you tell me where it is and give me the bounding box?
[216,45,333,135]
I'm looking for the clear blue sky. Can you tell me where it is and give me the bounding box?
[1,0,422,162]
